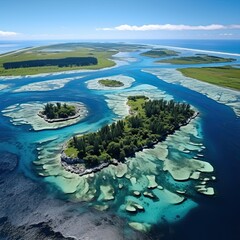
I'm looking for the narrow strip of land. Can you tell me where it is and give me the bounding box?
[157,54,235,64]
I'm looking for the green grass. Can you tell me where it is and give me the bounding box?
[178,66,240,91]
[127,96,148,116]
[158,54,236,65]
[0,44,117,76]
[141,48,179,58]
[98,79,124,87]
[64,146,79,158]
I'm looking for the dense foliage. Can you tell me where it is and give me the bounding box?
[141,49,179,58]
[42,102,76,119]
[3,57,97,69]
[98,79,124,87]
[66,96,194,167]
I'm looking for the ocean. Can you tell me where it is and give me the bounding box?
[0,39,239,240]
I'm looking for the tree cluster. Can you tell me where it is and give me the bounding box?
[43,102,76,119]
[68,96,194,168]
[3,57,98,69]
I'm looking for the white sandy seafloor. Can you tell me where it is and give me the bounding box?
[12,76,84,92]
[0,84,10,90]
[2,102,88,131]
[32,83,215,233]
[86,74,135,90]
[143,68,240,117]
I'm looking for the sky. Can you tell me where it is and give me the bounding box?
[0,0,240,40]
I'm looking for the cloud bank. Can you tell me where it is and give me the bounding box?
[0,30,18,37]
[97,24,240,31]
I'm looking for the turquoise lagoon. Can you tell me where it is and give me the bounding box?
[0,40,240,239]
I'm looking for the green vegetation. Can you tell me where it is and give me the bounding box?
[65,96,194,167]
[98,79,124,87]
[141,48,179,58]
[41,102,76,119]
[158,54,236,64]
[0,43,117,76]
[179,66,240,91]
[3,57,97,69]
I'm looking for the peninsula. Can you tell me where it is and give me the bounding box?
[62,96,196,175]
[0,42,145,76]
[157,54,235,64]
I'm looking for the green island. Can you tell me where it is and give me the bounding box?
[178,66,240,91]
[39,102,77,122]
[98,79,124,87]
[141,48,179,58]
[0,42,145,76]
[62,96,195,173]
[157,54,236,64]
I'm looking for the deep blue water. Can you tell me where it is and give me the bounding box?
[0,40,240,239]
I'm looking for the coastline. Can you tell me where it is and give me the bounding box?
[60,111,199,176]
[38,103,83,123]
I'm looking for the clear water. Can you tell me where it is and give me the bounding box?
[0,40,240,239]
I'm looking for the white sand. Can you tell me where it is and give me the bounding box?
[13,76,83,92]
[2,101,88,131]
[86,75,135,90]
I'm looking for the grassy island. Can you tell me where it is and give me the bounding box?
[98,79,124,87]
[157,54,236,64]
[141,48,179,58]
[63,96,195,170]
[40,102,76,120]
[178,66,240,91]
[0,43,116,76]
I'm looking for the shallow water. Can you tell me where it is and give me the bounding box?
[0,40,240,239]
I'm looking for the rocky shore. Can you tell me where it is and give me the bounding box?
[61,112,199,177]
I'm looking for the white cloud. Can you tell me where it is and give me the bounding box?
[97,24,240,31]
[0,30,18,37]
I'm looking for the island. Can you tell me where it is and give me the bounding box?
[141,48,179,58]
[61,96,196,175]
[157,54,236,64]
[98,79,124,87]
[178,66,240,91]
[38,102,80,123]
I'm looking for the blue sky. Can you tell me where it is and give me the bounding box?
[1,0,240,40]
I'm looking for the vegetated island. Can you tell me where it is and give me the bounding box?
[141,48,179,58]
[178,66,240,91]
[157,54,236,64]
[38,102,81,123]
[98,79,124,87]
[61,96,197,175]
[0,42,146,76]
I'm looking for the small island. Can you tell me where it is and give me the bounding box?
[38,102,81,123]
[178,66,240,91]
[141,48,179,58]
[62,96,196,175]
[157,54,236,64]
[98,79,124,87]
